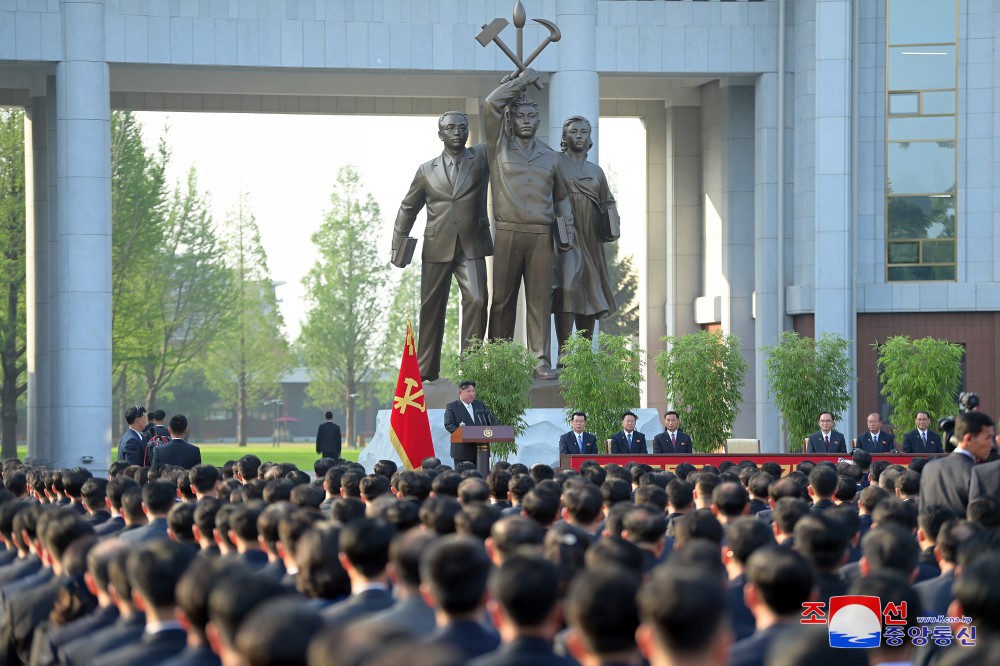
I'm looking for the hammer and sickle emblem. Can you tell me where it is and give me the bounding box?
[393,378,426,414]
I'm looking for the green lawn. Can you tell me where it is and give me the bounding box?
[17,443,361,471]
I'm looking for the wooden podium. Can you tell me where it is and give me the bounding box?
[450,425,515,475]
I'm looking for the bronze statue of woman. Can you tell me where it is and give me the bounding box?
[553,115,619,360]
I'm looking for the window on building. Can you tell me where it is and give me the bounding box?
[885,0,957,282]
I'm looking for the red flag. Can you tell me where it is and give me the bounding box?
[389,323,434,469]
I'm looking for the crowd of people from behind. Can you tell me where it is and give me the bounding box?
[0,409,996,665]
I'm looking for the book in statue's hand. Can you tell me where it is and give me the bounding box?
[391,236,417,267]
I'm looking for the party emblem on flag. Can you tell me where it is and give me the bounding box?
[389,322,434,470]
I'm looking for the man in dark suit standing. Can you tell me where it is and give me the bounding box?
[315,411,343,460]
[856,412,896,453]
[806,412,847,453]
[444,381,496,465]
[559,412,599,455]
[150,414,201,469]
[652,411,693,454]
[919,411,995,516]
[393,111,492,383]
[902,411,944,454]
[609,411,647,455]
[117,405,146,466]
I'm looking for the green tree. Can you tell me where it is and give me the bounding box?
[300,166,390,449]
[205,194,289,446]
[0,110,26,459]
[599,244,639,338]
[875,336,963,435]
[560,333,644,451]
[655,330,748,452]
[111,111,168,415]
[136,169,233,407]
[764,331,853,451]
[451,338,536,459]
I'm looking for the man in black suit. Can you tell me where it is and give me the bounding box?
[856,412,896,453]
[652,411,693,454]
[919,411,996,516]
[150,414,202,469]
[470,552,576,666]
[636,564,729,666]
[444,381,496,465]
[806,412,847,453]
[728,547,813,666]
[354,530,437,637]
[422,535,500,660]
[92,541,196,666]
[558,412,598,455]
[315,411,343,460]
[117,405,146,466]
[119,481,174,545]
[322,519,396,630]
[393,111,492,383]
[609,411,648,455]
[902,411,944,454]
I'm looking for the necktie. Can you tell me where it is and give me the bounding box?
[873,434,878,446]
[671,432,676,445]
[627,433,632,451]
[825,435,830,449]
[922,431,927,444]
[447,159,459,187]
[467,403,475,425]
[577,435,583,450]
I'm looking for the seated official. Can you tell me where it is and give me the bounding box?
[559,413,598,455]
[806,412,847,453]
[609,411,648,455]
[855,413,895,453]
[652,411,693,454]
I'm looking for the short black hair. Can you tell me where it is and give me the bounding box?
[127,539,197,607]
[489,552,559,627]
[621,411,637,420]
[142,480,177,514]
[340,518,396,577]
[795,513,848,571]
[571,411,586,420]
[295,525,350,600]
[124,405,146,424]
[746,546,813,614]
[235,597,324,666]
[208,567,287,647]
[458,380,476,390]
[190,464,220,493]
[566,565,639,655]
[324,411,333,420]
[727,517,776,565]
[421,535,491,614]
[639,565,727,655]
[861,524,919,576]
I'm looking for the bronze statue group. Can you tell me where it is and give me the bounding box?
[393,68,619,383]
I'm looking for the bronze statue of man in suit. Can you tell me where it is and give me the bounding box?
[393,111,493,382]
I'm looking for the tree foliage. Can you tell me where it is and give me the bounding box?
[0,110,26,459]
[451,338,536,459]
[135,169,233,408]
[110,111,169,415]
[560,333,644,451]
[764,331,853,452]
[599,244,639,338]
[655,330,748,452]
[300,166,390,448]
[875,335,963,434]
[205,194,289,446]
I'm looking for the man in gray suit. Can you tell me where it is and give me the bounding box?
[919,411,996,516]
[393,111,492,383]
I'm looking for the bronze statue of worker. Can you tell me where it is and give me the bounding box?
[392,111,493,382]
[553,115,619,361]
[484,67,574,380]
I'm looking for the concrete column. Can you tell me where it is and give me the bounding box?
[754,72,785,453]
[25,92,52,465]
[46,75,60,464]
[644,104,702,416]
[813,0,856,431]
[549,0,599,161]
[54,0,112,470]
[719,84,757,440]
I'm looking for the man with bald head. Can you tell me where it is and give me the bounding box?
[856,413,895,453]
